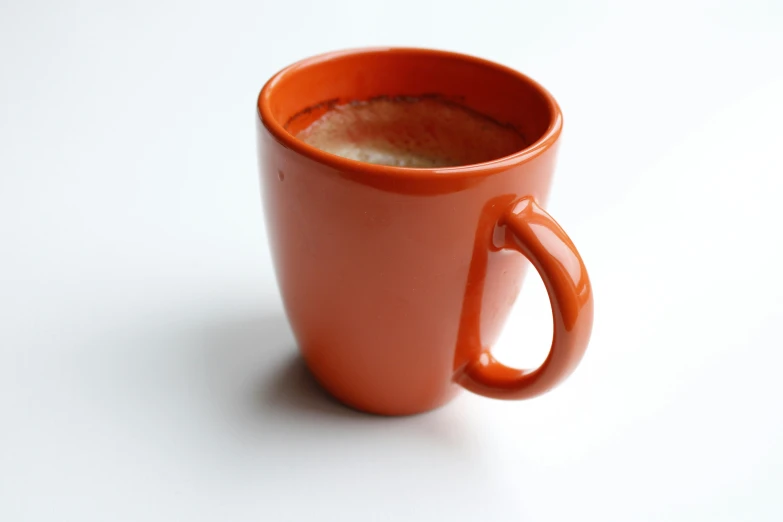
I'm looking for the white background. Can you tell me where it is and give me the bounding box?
[2,0,782,520]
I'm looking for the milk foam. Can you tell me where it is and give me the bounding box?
[295,97,526,168]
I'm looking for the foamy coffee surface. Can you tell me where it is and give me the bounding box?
[295,97,526,168]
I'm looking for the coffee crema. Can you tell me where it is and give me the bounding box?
[295,97,527,168]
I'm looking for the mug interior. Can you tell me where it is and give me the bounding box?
[259,48,560,168]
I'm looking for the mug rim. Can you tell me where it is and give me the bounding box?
[257,47,563,178]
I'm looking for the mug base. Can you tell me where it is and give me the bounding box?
[302,362,461,416]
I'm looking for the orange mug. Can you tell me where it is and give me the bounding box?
[257,48,593,415]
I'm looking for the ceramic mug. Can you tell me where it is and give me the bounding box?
[257,48,593,415]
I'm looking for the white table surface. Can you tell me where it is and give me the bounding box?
[2,1,782,520]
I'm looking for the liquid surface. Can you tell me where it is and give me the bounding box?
[295,97,527,168]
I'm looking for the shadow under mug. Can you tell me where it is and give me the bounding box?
[257,48,593,416]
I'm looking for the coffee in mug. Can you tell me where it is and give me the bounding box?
[296,96,527,168]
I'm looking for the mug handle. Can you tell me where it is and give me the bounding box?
[455,197,594,399]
